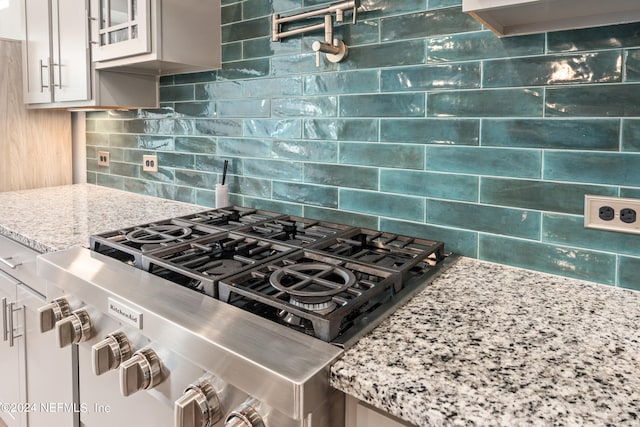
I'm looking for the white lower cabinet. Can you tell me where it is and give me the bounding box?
[345,395,415,427]
[0,271,24,427]
[0,236,76,427]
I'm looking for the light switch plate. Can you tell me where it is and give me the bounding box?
[584,195,640,235]
[97,151,109,167]
[143,155,158,172]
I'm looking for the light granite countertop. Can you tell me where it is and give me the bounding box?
[0,184,203,252]
[1,185,639,426]
[330,257,640,426]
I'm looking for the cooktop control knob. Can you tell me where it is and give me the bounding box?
[119,348,163,397]
[92,332,132,376]
[38,297,71,333]
[224,403,264,427]
[56,309,92,348]
[175,380,222,427]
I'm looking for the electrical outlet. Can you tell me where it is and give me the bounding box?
[584,195,640,234]
[143,155,158,172]
[97,151,110,167]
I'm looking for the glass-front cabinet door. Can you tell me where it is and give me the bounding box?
[91,0,151,61]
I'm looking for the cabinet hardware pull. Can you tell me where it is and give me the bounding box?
[39,59,50,93]
[0,256,22,269]
[7,302,22,348]
[2,297,7,342]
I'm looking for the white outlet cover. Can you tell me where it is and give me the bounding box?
[143,155,158,172]
[97,151,110,167]
[584,195,640,235]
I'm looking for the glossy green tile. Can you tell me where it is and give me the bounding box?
[122,119,177,135]
[429,0,461,8]
[217,59,270,80]
[384,218,478,257]
[140,167,174,183]
[426,146,541,178]
[304,70,379,95]
[340,40,427,70]
[481,119,620,150]
[172,72,217,85]
[244,159,302,181]
[620,188,640,199]
[543,213,640,258]
[340,93,425,117]
[175,170,217,188]
[340,189,424,222]
[381,170,478,202]
[427,200,541,239]
[222,16,270,43]
[627,49,640,82]
[86,133,108,146]
[380,119,479,145]
[272,96,337,117]
[381,63,480,92]
[243,37,302,60]
[109,162,139,178]
[546,84,640,117]
[96,174,125,190]
[355,0,425,19]
[380,7,480,41]
[136,135,174,150]
[272,140,337,162]
[272,53,338,76]
[175,136,216,154]
[218,137,272,157]
[95,119,122,133]
[242,0,301,20]
[221,2,241,24]
[195,156,241,175]
[479,234,616,285]
[244,119,301,139]
[159,184,196,204]
[243,76,302,97]
[273,182,338,207]
[618,257,640,290]
[303,119,378,142]
[622,119,640,151]
[481,178,617,214]
[231,176,272,199]
[108,134,137,149]
[547,22,640,53]
[483,52,622,87]
[194,119,243,137]
[241,197,302,215]
[174,102,216,118]
[160,85,194,102]
[340,142,424,169]
[303,206,378,229]
[222,41,242,62]
[195,81,243,100]
[157,152,195,169]
[304,164,378,190]
[544,152,640,186]
[428,88,543,117]
[217,99,270,118]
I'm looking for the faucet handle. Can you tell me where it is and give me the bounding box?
[352,5,358,24]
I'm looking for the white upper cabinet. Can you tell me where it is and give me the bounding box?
[463,0,640,36]
[90,0,221,76]
[22,0,158,109]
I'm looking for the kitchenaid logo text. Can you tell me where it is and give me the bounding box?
[107,298,143,329]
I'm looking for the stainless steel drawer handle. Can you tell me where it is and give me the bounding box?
[0,256,22,269]
[2,297,8,342]
[2,298,22,347]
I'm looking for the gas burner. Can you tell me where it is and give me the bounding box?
[309,229,445,285]
[236,216,352,247]
[89,220,222,268]
[269,263,356,303]
[218,251,402,342]
[126,225,192,244]
[175,207,284,230]
[142,233,298,297]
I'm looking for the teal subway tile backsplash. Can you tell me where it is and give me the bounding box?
[87,3,640,287]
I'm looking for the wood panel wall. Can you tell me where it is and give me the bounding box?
[0,38,72,192]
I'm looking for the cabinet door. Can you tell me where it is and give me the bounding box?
[90,0,151,62]
[0,272,24,427]
[23,0,53,104]
[51,0,91,102]
[17,285,78,427]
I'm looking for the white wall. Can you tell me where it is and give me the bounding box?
[0,0,24,40]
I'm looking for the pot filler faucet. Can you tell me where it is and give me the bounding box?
[272,0,360,67]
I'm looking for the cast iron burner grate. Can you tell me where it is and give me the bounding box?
[89,219,222,268]
[308,228,445,287]
[175,206,285,230]
[141,232,298,297]
[235,216,352,246]
[218,251,401,342]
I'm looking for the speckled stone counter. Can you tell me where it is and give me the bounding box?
[330,257,640,427]
[0,184,203,252]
